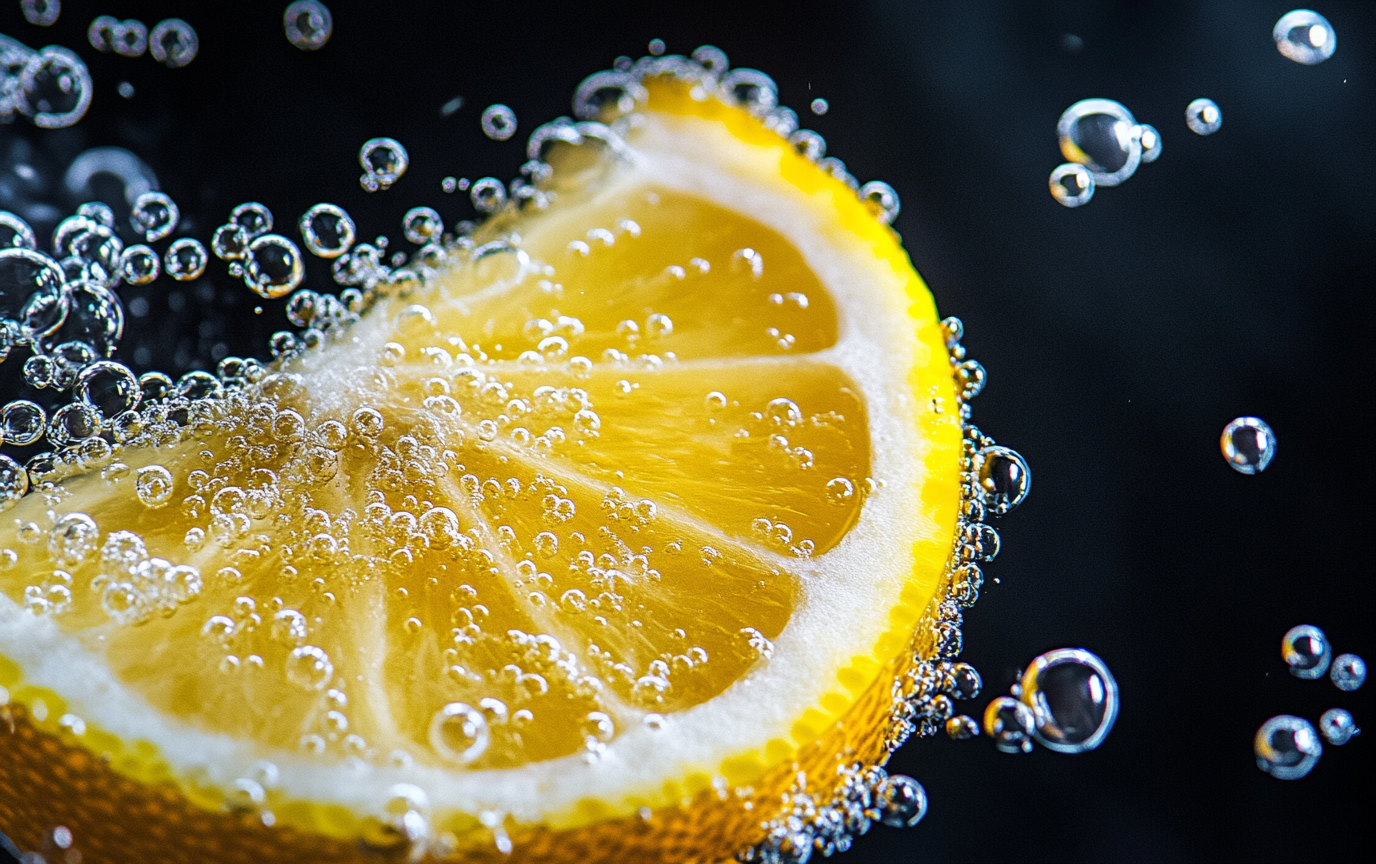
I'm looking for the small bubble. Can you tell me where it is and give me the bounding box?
[1282,624,1330,679]
[21,0,60,27]
[480,104,518,141]
[135,465,174,508]
[1185,98,1222,136]
[1274,9,1336,65]
[18,46,93,128]
[470,177,507,214]
[1330,654,1365,692]
[359,138,409,191]
[859,181,901,224]
[441,176,459,194]
[978,446,1031,515]
[118,81,135,99]
[1137,124,1162,163]
[149,19,198,68]
[299,203,356,258]
[77,360,140,418]
[648,38,666,56]
[945,715,979,740]
[1221,417,1275,474]
[825,477,854,505]
[810,97,829,115]
[1,400,47,446]
[286,645,333,691]
[231,202,274,239]
[1255,715,1322,780]
[0,212,36,250]
[284,1,333,51]
[402,207,443,245]
[1057,99,1142,186]
[429,702,489,764]
[130,191,179,242]
[164,238,207,281]
[119,244,160,284]
[1049,163,1095,208]
[1019,648,1118,753]
[983,696,1036,753]
[583,711,615,743]
[876,774,927,828]
[245,235,305,298]
[1318,708,1359,746]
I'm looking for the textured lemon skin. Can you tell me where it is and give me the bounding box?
[0,78,962,863]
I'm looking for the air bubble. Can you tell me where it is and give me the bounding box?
[1057,99,1141,187]
[481,104,518,141]
[0,212,36,250]
[1330,654,1365,692]
[1274,10,1336,65]
[212,224,249,260]
[983,696,1036,753]
[1049,163,1095,208]
[470,177,507,214]
[359,138,409,192]
[945,715,979,740]
[1019,648,1118,753]
[130,191,179,242]
[877,775,927,827]
[49,513,98,567]
[1185,98,1222,136]
[164,238,207,281]
[810,97,828,116]
[1138,124,1162,163]
[825,478,854,505]
[645,313,673,338]
[21,0,59,26]
[245,235,305,298]
[402,207,443,245]
[284,1,333,51]
[286,645,333,691]
[76,360,140,418]
[1221,417,1275,474]
[1281,624,1330,679]
[299,203,355,258]
[134,465,174,508]
[0,455,27,509]
[20,46,93,128]
[978,446,1030,515]
[1,400,46,445]
[429,702,489,764]
[1255,715,1322,780]
[859,181,900,224]
[231,202,274,239]
[149,19,199,68]
[119,245,159,284]
[1318,708,1359,746]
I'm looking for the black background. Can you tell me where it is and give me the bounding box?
[1,1,1372,862]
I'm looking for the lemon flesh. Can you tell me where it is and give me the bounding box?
[0,79,960,846]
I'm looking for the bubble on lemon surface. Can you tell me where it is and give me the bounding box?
[1185,98,1222,136]
[1318,709,1359,746]
[1329,654,1365,692]
[359,138,409,192]
[1274,9,1335,65]
[286,645,334,691]
[1255,715,1322,780]
[1221,417,1275,474]
[429,702,490,763]
[876,775,927,827]
[1019,648,1117,753]
[983,696,1035,753]
[1282,624,1329,679]
[1057,99,1141,187]
[284,1,333,51]
[978,446,1030,515]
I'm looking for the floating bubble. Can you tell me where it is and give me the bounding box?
[0,248,66,335]
[810,98,828,116]
[1185,98,1222,136]
[983,696,1036,753]
[1138,124,1162,163]
[87,16,118,52]
[119,244,159,285]
[359,138,408,192]
[245,235,305,298]
[1330,653,1365,692]
[0,212,36,250]
[76,360,139,418]
[19,46,92,129]
[164,238,207,281]
[470,177,507,214]
[429,702,489,764]
[110,19,147,57]
[21,0,60,27]
[1057,99,1141,187]
[1282,624,1330,679]
[231,202,274,239]
[1,400,46,445]
[77,202,115,227]
[1049,163,1095,208]
[212,223,249,260]
[1221,416,1275,474]
[1274,9,1336,65]
[286,645,333,690]
[978,446,1031,515]
[481,104,518,141]
[1255,715,1322,780]
[402,207,443,245]
[41,280,121,356]
[1318,708,1359,746]
[149,19,198,68]
[1019,648,1118,753]
[130,191,179,241]
[945,715,979,740]
[284,1,333,51]
[647,38,666,56]
[876,774,927,828]
[296,203,355,259]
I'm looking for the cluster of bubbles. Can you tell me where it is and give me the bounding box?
[284,1,333,51]
[973,648,1119,755]
[1255,625,1363,780]
[88,16,199,69]
[0,35,90,128]
[1220,416,1276,474]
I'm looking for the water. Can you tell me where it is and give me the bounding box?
[285,1,334,51]
[359,138,409,191]
[1273,10,1336,65]
[1220,416,1275,474]
[1254,715,1322,780]
[1281,624,1330,679]
[1185,98,1222,136]
[1328,654,1365,692]
[481,104,518,141]
[1057,99,1141,187]
[1019,648,1118,753]
[983,696,1036,753]
[1049,163,1095,208]
[1318,709,1359,746]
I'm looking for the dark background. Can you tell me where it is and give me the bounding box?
[1,1,1372,862]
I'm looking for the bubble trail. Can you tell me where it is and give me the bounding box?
[1220,416,1275,474]
[284,1,333,51]
[1185,98,1222,136]
[1274,9,1336,65]
[1255,715,1322,780]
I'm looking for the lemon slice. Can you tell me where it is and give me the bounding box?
[0,75,979,862]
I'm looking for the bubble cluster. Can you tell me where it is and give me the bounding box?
[1274,9,1336,65]
[284,1,334,51]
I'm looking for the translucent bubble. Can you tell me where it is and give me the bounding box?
[978,446,1031,515]
[212,223,249,260]
[138,371,173,403]
[1,400,45,445]
[21,0,60,26]
[47,402,98,446]
[49,513,98,566]
[945,715,979,740]
[810,97,829,116]
[1255,715,1321,780]
[470,177,507,214]
[88,17,119,52]
[1282,624,1330,679]
[149,19,199,68]
[983,695,1036,753]
[119,244,160,284]
[1137,124,1162,163]
[647,38,666,56]
[135,465,174,508]
[1049,163,1095,208]
[583,711,615,743]
[1221,416,1275,474]
[1330,653,1365,692]
[0,248,65,333]
[0,454,27,509]
[284,1,333,51]
[1185,98,1222,136]
[1057,99,1141,187]
[572,70,648,121]
[359,138,409,192]
[1274,9,1336,65]
[721,68,778,114]
[286,645,333,690]
[876,774,927,828]
[110,19,147,57]
[245,235,305,298]
[1018,648,1118,754]
[231,202,274,239]
[298,203,355,258]
[1319,708,1359,746]
[130,191,179,242]
[0,212,36,250]
[429,702,489,764]
[859,181,901,225]
[163,238,207,282]
[402,207,443,245]
[76,360,140,418]
[19,46,92,128]
[481,104,518,141]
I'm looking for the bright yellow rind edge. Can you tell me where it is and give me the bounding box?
[0,77,961,843]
